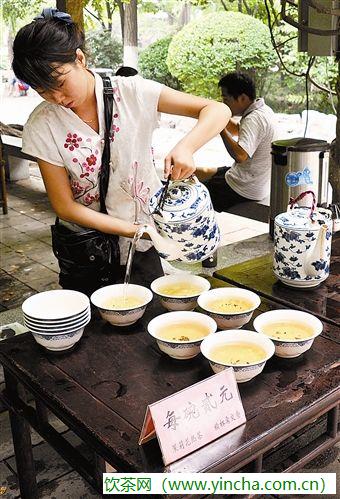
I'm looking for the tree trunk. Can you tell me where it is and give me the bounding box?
[7,30,14,64]
[57,0,84,30]
[179,2,191,27]
[123,0,138,69]
[329,59,340,203]
[115,0,125,40]
[105,1,112,32]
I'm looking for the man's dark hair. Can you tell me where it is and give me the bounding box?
[218,72,256,101]
[12,16,85,91]
[115,66,138,77]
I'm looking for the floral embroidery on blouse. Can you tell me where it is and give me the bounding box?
[113,86,121,102]
[65,131,100,206]
[64,132,82,151]
[84,192,100,205]
[110,112,120,142]
[121,161,150,222]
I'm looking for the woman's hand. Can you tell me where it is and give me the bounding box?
[164,145,196,180]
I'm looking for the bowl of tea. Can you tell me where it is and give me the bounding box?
[201,330,275,383]
[147,311,217,360]
[197,287,261,330]
[253,309,323,358]
[90,284,153,326]
[151,274,211,311]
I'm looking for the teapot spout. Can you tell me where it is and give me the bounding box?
[141,224,181,261]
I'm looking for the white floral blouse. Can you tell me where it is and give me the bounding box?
[22,73,163,261]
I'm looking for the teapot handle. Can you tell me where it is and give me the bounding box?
[185,175,200,185]
[169,175,199,185]
[288,190,316,220]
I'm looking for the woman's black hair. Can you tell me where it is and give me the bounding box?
[12,9,85,92]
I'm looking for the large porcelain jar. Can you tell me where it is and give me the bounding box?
[273,198,332,288]
[148,177,220,263]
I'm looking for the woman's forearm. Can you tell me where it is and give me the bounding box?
[57,200,138,237]
[177,102,231,153]
[38,160,142,238]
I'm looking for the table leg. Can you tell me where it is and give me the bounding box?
[35,397,49,430]
[4,369,38,499]
[93,452,106,491]
[0,157,8,215]
[253,454,263,472]
[326,405,339,438]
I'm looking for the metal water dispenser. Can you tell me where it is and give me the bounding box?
[269,138,330,237]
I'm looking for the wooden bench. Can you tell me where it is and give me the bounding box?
[0,134,36,214]
[1,134,36,180]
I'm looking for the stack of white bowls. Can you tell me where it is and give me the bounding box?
[22,290,90,352]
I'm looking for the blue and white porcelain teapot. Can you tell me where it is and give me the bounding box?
[273,191,332,288]
[144,177,220,263]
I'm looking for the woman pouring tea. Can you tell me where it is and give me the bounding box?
[12,8,231,295]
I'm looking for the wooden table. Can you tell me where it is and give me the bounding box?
[214,236,340,327]
[0,284,339,498]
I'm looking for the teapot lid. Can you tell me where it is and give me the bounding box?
[275,206,331,230]
[149,179,209,223]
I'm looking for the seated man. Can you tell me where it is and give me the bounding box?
[198,72,276,211]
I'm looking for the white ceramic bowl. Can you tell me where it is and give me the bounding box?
[24,313,90,334]
[197,287,261,329]
[151,274,211,311]
[32,326,85,352]
[23,306,90,326]
[147,311,217,360]
[90,284,153,326]
[200,330,275,383]
[22,290,89,321]
[253,309,323,358]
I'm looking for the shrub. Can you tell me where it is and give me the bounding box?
[86,31,123,71]
[167,11,276,99]
[139,36,181,90]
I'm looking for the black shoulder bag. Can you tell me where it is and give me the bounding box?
[51,76,121,296]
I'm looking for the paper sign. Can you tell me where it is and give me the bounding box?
[139,368,246,466]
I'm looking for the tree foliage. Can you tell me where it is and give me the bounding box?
[263,20,338,113]
[167,11,276,99]
[139,36,181,89]
[86,30,123,70]
[2,0,44,30]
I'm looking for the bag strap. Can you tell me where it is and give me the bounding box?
[99,75,114,214]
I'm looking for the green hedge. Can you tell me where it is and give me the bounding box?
[86,31,123,71]
[139,36,181,90]
[167,11,276,99]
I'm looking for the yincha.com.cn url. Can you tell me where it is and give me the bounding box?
[103,473,336,495]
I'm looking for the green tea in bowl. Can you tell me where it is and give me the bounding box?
[151,274,210,311]
[253,309,323,358]
[209,342,267,365]
[197,287,261,329]
[200,330,275,383]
